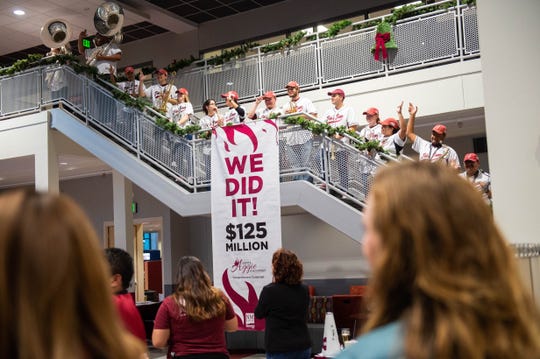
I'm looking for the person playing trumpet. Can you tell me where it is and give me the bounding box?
[140,68,178,113]
[77,30,122,79]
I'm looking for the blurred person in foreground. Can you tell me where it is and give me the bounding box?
[104,247,147,342]
[337,161,540,359]
[255,248,311,359]
[152,256,238,359]
[0,190,146,359]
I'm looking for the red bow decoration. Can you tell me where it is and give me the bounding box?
[374,32,391,61]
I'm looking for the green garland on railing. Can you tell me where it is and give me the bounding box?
[204,42,259,67]
[306,20,352,41]
[260,31,306,54]
[282,115,385,153]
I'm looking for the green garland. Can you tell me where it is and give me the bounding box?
[306,20,352,41]
[205,42,259,67]
[261,31,306,54]
[282,116,385,153]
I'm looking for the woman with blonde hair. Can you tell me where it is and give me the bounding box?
[0,190,146,359]
[338,161,540,359]
[152,256,238,359]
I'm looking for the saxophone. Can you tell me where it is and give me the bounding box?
[159,73,176,113]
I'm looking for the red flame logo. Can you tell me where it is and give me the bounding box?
[222,269,265,330]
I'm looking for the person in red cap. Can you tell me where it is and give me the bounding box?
[358,107,383,142]
[322,88,359,191]
[280,80,318,182]
[220,90,245,124]
[379,102,409,156]
[281,81,317,116]
[406,104,460,169]
[114,66,145,98]
[169,88,194,127]
[460,153,491,206]
[140,68,178,110]
[247,91,281,121]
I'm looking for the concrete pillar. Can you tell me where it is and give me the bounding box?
[112,170,134,254]
[476,0,540,243]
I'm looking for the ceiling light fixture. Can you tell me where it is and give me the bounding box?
[13,9,26,16]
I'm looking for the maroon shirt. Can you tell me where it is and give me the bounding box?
[154,291,235,357]
[114,292,147,342]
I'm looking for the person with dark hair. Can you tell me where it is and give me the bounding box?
[152,256,238,359]
[0,190,146,359]
[104,247,146,342]
[255,249,311,359]
[337,161,540,359]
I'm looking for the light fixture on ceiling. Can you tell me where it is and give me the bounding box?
[13,9,26,16]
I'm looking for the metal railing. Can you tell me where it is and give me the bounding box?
[167,2,479,111]
[0,64,390,206]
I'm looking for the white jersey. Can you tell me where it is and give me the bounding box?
[358,123,383,142]
[199,114,221,130]
[144,83,178,110]
[460,170,491,205]
[280,97,317,145]
[85,43,121,75]
[168,102,194,127]
[117,79,145,97]
[255,106,281,121]
[222,106,246,125]
[323,105,358,144]
[412,136,460,168]
[379,133,406,155]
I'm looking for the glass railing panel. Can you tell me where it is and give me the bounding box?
[206,57,259,106]
[260,44,318,95]
[462,6,480,55]
[0,70,40,116]
[389,10,459,69]
[320,29,384,83]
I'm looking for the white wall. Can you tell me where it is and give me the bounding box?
[477,0,540,243]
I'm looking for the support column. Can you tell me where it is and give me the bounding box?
[112,170,134,254]
[35,126,59,194]
[477,0,540,243]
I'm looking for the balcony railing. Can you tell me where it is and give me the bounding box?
[0,65,391,207]
[170,2,478,111]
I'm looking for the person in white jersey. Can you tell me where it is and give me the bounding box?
[460,152,491,206]
[406,105,460,169]
[247,91,281,121]
[115,66,145,97]
[221,90,245,124]
[199,99,225,182]
[140,68,178,112]
[112,66,145,143]
[378,101,410,156]
[77,31,122,78]
[322,88,359,191]
[169,88,195,176]
[280,81,318,182]
[358,107,383,142]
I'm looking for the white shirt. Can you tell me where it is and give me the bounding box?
[358,123,383,142]
[255,106,281,121]
[86,43,121,75]
[280,97,318,145]
[379,133,406,155]
[222,106,246,125]
[168,102,194,127]
[323,105,358,144]
[199,114,221,130]
[460,170,491,205]
[144,83,178,110]
[412,136,460,168]
[117,79,145,97]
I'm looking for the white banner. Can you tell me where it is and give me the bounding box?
[211,120,282,331]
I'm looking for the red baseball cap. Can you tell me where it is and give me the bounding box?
[380,117,399,129]
[155,68,168,76]
[285,81,299,88]
[124,66,134,74]
[176,88,189,95]
[328,88,345,98]
[464,153,479,162]
[432,124,447,135]
[262,91,276,99]
[221,90,239,100]
[363,107,379,116]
